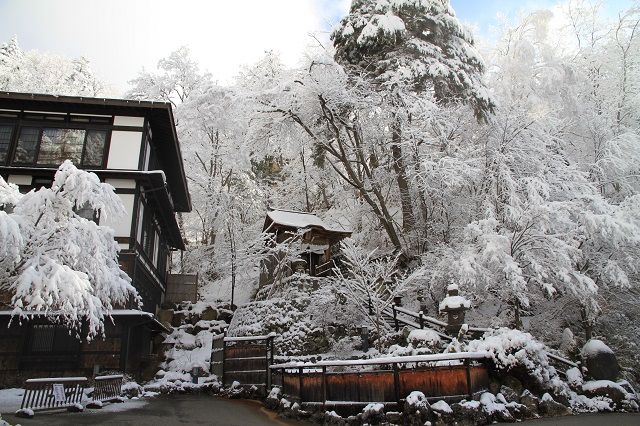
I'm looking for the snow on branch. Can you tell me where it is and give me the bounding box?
[0,161,139,340]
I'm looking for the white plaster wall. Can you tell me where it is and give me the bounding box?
[113,116,144,127]
[104,178,137,189]
[107,131,142,170]
[101,193,135,238]
[7,175,32,185]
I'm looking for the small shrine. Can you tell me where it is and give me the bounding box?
[259,209,352,287]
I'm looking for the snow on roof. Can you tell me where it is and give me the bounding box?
[266,209,350,233]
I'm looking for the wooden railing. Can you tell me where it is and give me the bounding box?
[270,352,490,413]
[386,305,490,338]
[314,261,333,277]
[17,377,87,417]
[385,305,579,377]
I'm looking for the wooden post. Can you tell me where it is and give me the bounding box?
[299,367,304,401]
[393,306,399,332]
[393,362,400,403]
[222,332,227,388]
[322,366,327,410]
[465,358,472,399]
[419,311,425,329]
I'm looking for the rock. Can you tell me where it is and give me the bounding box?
[582,339,619,381]
[161,301,177,310]
[190,313,200,325]
[403,391,431,424]
[358,402,385,425]
[218,309,233,323]
[265,387,281,410]
[182,324,195,335]
[385,411,402,425]
[505,402,532,420]
[539,393,571,417]
[500,385,519,403]
[193,324,208,335]
[502,374,524,396]
[156,309,174,324]
[582,380,628,407]
[451,401,490,426]
[201,306,218,321]
[172,312,187,327]
[319,411,347,426]
[519,389,540,416]
[488,376,501,395]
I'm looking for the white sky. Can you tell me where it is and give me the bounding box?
[0,0,634,94]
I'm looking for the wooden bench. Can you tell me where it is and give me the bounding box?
[87,374,124,407]
[16,377,87,418]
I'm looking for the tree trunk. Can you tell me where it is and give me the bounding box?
[391,119,414,231]
[581,307,594,341]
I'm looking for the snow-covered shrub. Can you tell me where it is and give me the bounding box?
[229,284,362,356]
[467,328,567,394]
[388,328,441,357]
[121,381,145,398]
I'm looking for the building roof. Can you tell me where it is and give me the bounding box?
[0,91,191,212]
[264,209,352,242]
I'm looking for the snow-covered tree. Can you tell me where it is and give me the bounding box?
[0,36,116,97]
[331,0,494,118]
[0,161,139,339]
[334,238,406,348]
[126,46,209,107]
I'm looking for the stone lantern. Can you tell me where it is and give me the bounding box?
[291,257,307,274]
[439,284,470,336]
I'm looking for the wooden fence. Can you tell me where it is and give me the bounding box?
[17,377,87,417]
[270,352,489,413]
[211,333,276,396]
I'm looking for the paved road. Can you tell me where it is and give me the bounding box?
[5,394,639,425]
[4,394,311,426]
[527,412,640,425]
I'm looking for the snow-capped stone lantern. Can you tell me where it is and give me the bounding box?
[291,257,307,274]
[439,284,471,336]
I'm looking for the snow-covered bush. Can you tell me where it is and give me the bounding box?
[388,328,440,357]
[229,284,362,356]
[467,328,567,393]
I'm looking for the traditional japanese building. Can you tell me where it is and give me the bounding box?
[0,92,191,384]
[259,208,352,287]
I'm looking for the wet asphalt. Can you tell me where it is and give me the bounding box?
[4,394,639,425]
[3,394,311,426]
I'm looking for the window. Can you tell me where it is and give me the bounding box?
[23,324,80,356]
[12,126,107,167]
[74,201,98,222]
[0,125,13,163]
[83,130,106,166]
[37,128,84,165]
[14,126,39,164]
